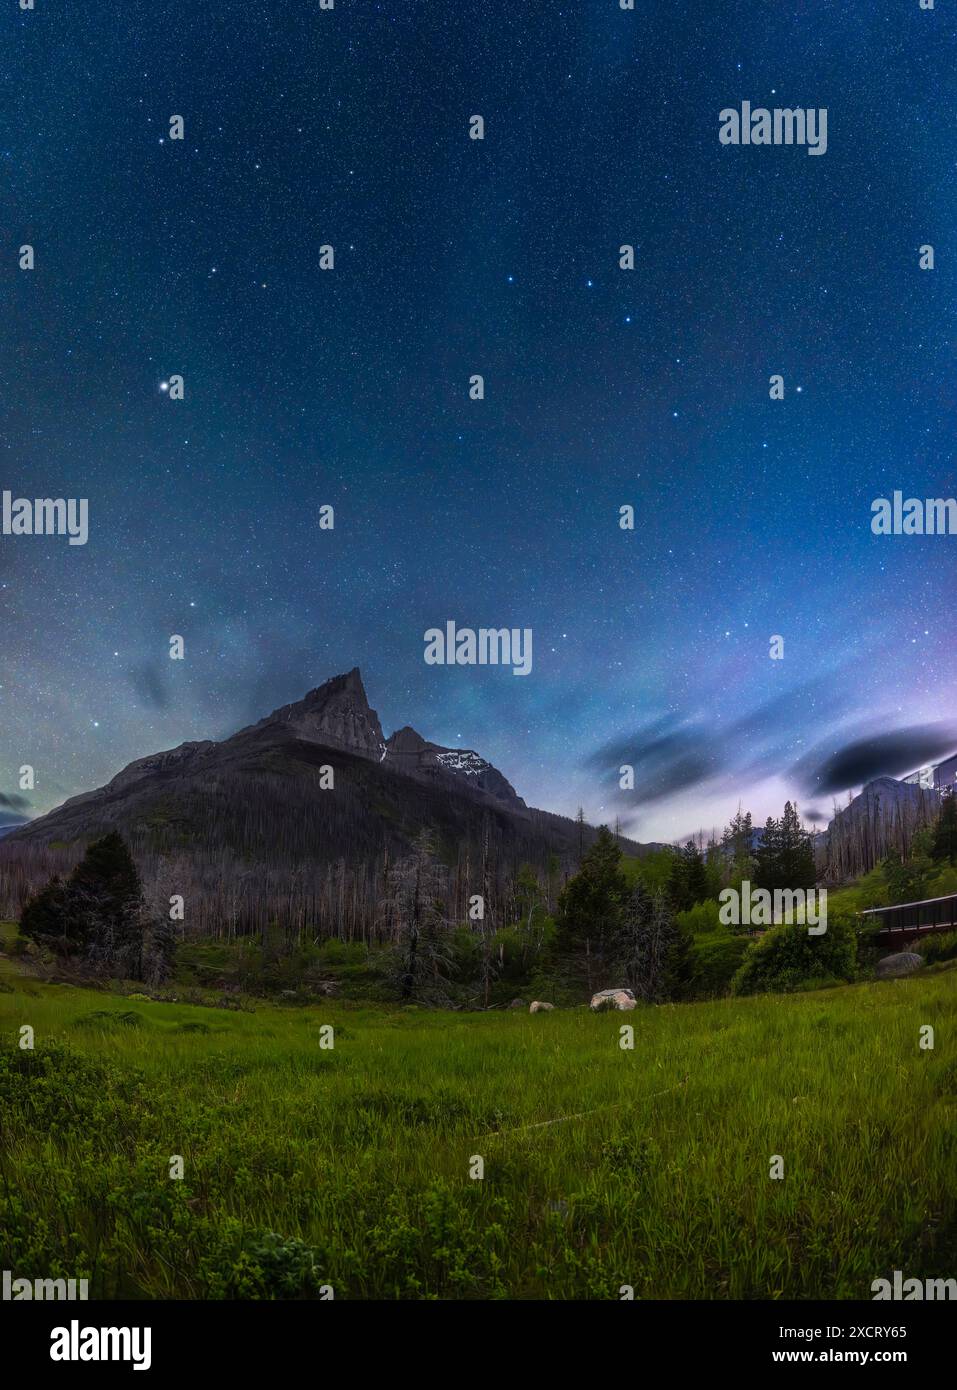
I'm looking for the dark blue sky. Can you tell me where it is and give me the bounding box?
[2,0,955,841]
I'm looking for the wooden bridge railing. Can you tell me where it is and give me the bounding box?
[859,893,957,943]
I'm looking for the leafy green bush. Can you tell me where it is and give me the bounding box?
[881,850,934,907]
[447,926,482,981]
[690,932,752,996]
[220,1229,330,1299]
[0,1042,145,1139]
[928,863,957,898]
[676,899,721,936]
[732,917,857,996]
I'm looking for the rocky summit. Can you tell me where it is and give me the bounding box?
[238,667,389,762]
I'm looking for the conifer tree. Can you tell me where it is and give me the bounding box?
[556,825,628,989]
[19,832,147,977]
[721,806,754,884]
[575,806,586,863]
[753,804,816,892]
[19,875,71,949]
[681,840,709,907]
[753,816,780,891]
[68,832,147,975]
[777,801,816,889]
[665,847,687,912]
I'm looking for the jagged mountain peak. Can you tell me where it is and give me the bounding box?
[304,666,367,703]
[8,668,532,845]
[239,668,386,760]
[386,725,428,753]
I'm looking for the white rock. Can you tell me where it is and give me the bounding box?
[590,988,637,1012]
[529,1000,555,1013]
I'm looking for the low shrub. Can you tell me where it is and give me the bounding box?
[732,916,857,996]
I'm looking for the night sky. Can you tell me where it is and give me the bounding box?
[2,0,955,843]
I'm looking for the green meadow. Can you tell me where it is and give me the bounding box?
[1,926,955,1300]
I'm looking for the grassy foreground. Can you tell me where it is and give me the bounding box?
[0,937,955,1299]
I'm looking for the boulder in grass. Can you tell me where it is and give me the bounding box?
[590,988,637,1012]
[509,998,525,1009]
[875,951,923,978]
[529,1000,554,1013]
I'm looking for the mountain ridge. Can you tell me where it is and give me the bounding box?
[0,669,657,932]
[13,668,529,835]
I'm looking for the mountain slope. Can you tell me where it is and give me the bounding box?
[0,669,652,932]
[821,775,940,881]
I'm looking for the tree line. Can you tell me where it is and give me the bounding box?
[17,792,953,1002]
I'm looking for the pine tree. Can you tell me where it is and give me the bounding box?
[721,806,754,884]
[681,840,709,907]
[19,833,147,976]
[753,804,815,892]
[143,910,178,985]
[556,826,628,989]
[67,832,147,976]
[753,816,780,890]
[777,801,816,889]
[19,875,71,949]
[704,837,724,899]
[665,847,687,912]
[631,887,672,1003]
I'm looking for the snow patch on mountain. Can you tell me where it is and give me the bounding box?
[434,750,489,776]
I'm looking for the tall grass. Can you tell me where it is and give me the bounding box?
[0,945,954,1299]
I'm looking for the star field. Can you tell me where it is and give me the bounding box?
[1,0,955,841]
